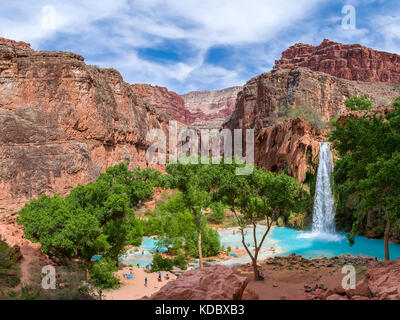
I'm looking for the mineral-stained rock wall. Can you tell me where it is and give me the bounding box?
[255,118,324,183]
[274,39,400,84]
[0,39,169,214]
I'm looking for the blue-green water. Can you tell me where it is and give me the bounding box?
[118,227,400,268]
[270,227,400,260]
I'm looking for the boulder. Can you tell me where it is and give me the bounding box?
[346,278,371,298]
[146,265,250,300]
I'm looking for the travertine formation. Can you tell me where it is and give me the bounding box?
[274,39,400,84]
[0,39,169,213]
[255,118,324,183]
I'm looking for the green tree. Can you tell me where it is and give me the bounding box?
[165,160,219,269]
[215,163,305,280]
[17,162,160,286]
[330,98,400,260]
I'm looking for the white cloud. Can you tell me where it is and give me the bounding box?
[2,0,399,93]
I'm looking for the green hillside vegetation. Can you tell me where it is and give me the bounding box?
[330,96,400,260]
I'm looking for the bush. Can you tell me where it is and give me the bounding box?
[209,202,226,223]
[150,253,175,272]
[0,237,21,289]
[151,252,188,272]
[89,259,119,289]
[277,104,325,129]
[345,96,373,111]
[174,252,187,270]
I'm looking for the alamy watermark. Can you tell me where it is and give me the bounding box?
[41,5,57,30]
[341,5,356,30]
[41,265,56,290]
[341,264,356,290]
[145,121,255,175]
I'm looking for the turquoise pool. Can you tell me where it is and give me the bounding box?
[115,227,400,268]
[269,227,400,260]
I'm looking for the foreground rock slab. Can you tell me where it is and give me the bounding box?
[145,265,257,300]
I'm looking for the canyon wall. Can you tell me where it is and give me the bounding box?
[0,39,169,214]
[226,67,399,181]
[132,84,241,129]
[131,84,194,125]
[274,39,400,84]
[181,86,242,123]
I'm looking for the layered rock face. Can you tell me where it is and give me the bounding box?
[132,84,241,129]
[131,83,194,125]
[182,86,242,122]
[274,39,400,84]
[255,118,324,183]
[146,265,258,300]
[0,39,169,214]
[228,67,399,131]
[226,67,399,181]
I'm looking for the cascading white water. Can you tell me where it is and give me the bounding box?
[311,142,336,234]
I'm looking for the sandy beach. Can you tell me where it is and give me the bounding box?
[103,267,177,300]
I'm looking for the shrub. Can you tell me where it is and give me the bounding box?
[150,253,175,272]
[209,202,226,223]
[151,252,188,272]
[0,237,21,289]
[277,104,326,129]
[345,96,373,111]
[89,259,119,289]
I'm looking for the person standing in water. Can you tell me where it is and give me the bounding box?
[144,277,148,287]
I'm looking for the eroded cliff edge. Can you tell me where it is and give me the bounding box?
[0,40,169,213]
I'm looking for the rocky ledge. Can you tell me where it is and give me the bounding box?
[145,264,258,300]
[274,38,400,84]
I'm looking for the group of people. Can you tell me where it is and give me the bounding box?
[232,230,248,235]
[144,272,171,287]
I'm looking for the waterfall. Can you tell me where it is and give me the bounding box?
[311,142,336,234]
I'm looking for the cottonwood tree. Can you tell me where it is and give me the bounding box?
[165,160,218,269]
[215,163,305,280]
[331,97,400,260]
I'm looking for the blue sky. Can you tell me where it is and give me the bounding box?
[1,0,400,94]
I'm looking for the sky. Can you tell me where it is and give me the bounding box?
[1,0,400,94]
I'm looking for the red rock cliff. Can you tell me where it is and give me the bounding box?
[226,67,399,182]
[0,38,169,214]
[132,84,242,126]
[182,86,242,123]
[131,83,194,125]
[274,39,400,83]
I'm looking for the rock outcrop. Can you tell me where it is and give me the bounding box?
[226,67,399,182]
[312,259,400,300]
[131,83,194,125]
[255,118,324,183]
[132,84,241,129]
[274,39,400,84]
[0,38,169,214]
[146,265,257,300]
[0,213,53,285]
